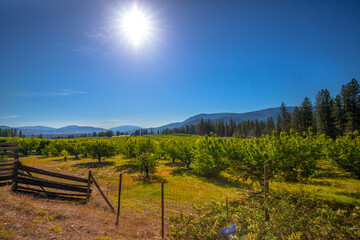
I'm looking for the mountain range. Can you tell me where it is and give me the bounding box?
[1,107,295,137]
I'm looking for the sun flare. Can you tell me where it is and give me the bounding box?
[120,4,153,47]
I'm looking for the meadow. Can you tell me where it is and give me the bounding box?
[0,132,360,239]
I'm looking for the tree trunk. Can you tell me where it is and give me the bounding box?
[98,156,101,163]
[146,168,149,179]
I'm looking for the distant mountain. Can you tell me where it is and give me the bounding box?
[151,107,296,131]
[18,126,56,131]
[0,107,296,137]
[51,125,106,134]
[110,125,141,133]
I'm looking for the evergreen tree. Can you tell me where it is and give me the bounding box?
[315,89,335,138]
[277,102,291,133]
[332,94,346,136]
[340,78,360,132]
[299,97,314,133]
[290,107,301,132]
[265,117,275,135]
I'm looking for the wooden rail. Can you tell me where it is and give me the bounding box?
[0,143,18,187]
[0,142,93,203]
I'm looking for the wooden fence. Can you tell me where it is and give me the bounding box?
[0,142,18,187]
[0,142,92,203]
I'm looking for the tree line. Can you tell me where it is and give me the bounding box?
[162,78,360,139]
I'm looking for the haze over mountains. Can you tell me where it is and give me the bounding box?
[1,107,295,137]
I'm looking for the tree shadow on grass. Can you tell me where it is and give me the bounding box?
[132,174,169,184]
[72,161,115,169]
[115,161,139,174]
[164,161,185,168]
[198,174,252,190]
[171,167,193,176]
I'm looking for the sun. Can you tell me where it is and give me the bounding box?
[120,4,153,48]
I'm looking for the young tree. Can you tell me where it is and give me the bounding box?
[19,137,40,155]
[88,140,117,163]
[135,138,159,179]
[192,134,228,177]
[177,140,193,169]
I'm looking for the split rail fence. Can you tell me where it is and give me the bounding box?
[0,142,93,202]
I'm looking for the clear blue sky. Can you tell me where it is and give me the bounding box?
[1,0,360,128]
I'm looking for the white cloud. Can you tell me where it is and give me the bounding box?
[2,115,17,119]
[15,89,88,97]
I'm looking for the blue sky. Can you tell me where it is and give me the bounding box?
[1,0,360,128]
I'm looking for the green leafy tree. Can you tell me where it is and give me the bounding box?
[19,137,40,155]
[177,140,193,169]
[87,140,117,163]
[60,149,69,160]
[134,138,159,179]
[328,131,360,178]
[192,133,228,177]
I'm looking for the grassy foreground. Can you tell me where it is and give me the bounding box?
[1,153,359,239]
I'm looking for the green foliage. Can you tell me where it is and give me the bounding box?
[86,139,117,163]
[119,138,138,158]
[66,140,83,159]
[42,143,57,157]
[177,140,194,169]
[169,189,360,239]
[164,140,181,162]
[134,138,159,178]
[60,149,69,160]
[19,137,40,155]
[328,131,360,179]
[192,134,228,177]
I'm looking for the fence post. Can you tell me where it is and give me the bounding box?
[226,197,229,222]
[264,165,269,221]
[161,182,165,239]
[87,171,92,203]
[11,160,19,191]
[115,173,122,226]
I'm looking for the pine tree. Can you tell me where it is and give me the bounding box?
[332,94,345,136]
[315,89,335,138]
[265,117,275,135]
[290,107,301,132]
[340,78,360,132]
[299,97,314,133]
[277,102,291,133]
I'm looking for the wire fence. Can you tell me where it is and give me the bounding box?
[91,171,252,239]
